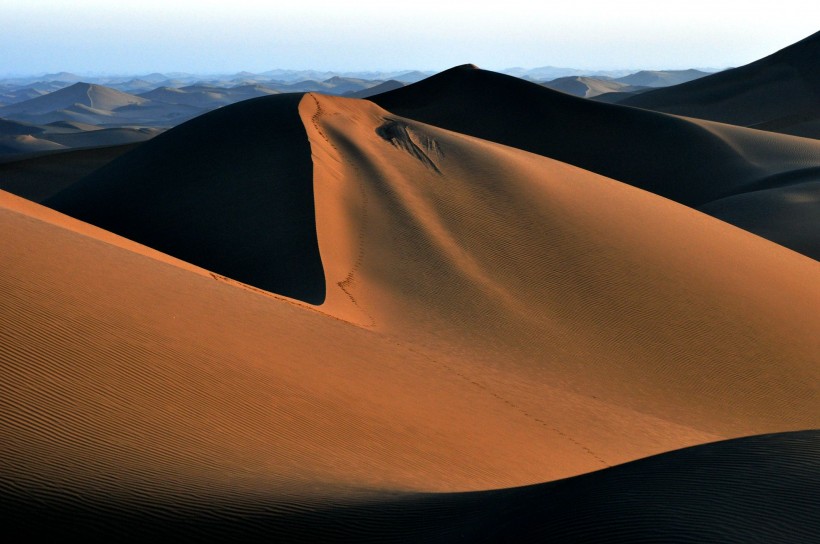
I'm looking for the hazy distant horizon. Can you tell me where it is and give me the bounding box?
[0,66,722,80]
[3,1,818,76]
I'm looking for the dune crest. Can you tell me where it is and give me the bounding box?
[301,93,819,444]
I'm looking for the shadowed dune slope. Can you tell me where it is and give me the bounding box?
[5,430,817,542]
[2,190,606,498]
[621,31,820,139]
[0,143,140,202]
[45,93,325,304]
[699,180,820,260]
[372,64,820,208]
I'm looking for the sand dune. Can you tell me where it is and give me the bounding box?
[4,86,819,538]
[36,126,161,148]
[542,76,644,98]
[621,31,820,139]
[303,94,819,436]
[0,134,66,156]
[46,94,326,303]
[698,180,820,260]
[0,82,148,116]
[0,118,46,136]
[139,84,279,108]
[345,79,405,98]
[46,92,820,443]
[6,429,816,541]
[371,64,820,258]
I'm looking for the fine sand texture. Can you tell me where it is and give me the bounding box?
[621,31,820,139]
[4,89,819,540]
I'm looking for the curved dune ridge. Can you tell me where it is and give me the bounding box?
[372,64,820,259]
[3,87,819,540]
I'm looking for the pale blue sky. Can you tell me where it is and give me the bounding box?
[2,0,818,75]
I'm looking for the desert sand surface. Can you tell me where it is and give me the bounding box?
[372,64,820,258]
[621,31,820,139]
[4,31,820,540]
[3,86,817,539]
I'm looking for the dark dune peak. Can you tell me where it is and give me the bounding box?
[45,93,325,304]
[4,431,818,542]
[372,64,820,208]
[621,30,820,139]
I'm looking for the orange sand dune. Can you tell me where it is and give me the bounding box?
[3,89,819,539]
[304,94,819,439]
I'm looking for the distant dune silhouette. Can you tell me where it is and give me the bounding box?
[621,31,820,139]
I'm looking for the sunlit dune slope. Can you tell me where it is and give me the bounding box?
[304,93,819,439]
[2,190,599,495]
[372,64,820,258]
[374,64,820,206]
[3,88,819,541]
[40,91,820,462]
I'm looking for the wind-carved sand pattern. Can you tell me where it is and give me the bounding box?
[377,118,444,173]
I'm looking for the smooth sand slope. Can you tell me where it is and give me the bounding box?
[372,64,820,258]
[621,31,820,139]
[5,92,819,540]
[303,94,819,438]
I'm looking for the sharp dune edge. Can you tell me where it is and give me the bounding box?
[2,89,819,541]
